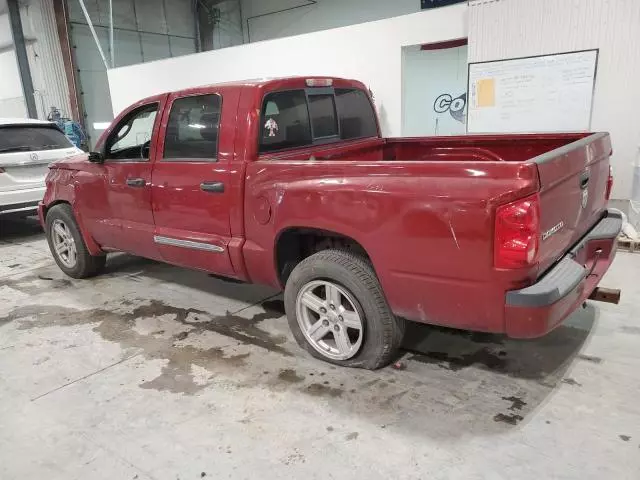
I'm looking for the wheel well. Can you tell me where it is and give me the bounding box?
[275,228,370,286]
[43,200,71,219]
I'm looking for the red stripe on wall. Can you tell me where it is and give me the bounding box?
[421,38,468,50]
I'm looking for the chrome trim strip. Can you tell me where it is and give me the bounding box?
[153,235,224,253]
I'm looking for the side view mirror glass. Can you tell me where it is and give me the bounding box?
[88,151,104,163]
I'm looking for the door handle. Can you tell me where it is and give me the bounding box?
[579,172,590,190]
[200,181,225,193]
[126,177,146,187]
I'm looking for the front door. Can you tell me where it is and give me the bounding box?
[151,89,236,276]
[101,100,165,258]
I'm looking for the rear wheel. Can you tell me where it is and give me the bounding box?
[45,204,106,278]
[284,249,405,369]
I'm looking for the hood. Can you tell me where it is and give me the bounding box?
[48,149,91,169]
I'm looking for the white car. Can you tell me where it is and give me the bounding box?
[0,118,82,217]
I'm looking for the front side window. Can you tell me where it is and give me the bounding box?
[260,90,312,153]
[106,103,158,160]
[163,94,221,160]
[335,89,378,140]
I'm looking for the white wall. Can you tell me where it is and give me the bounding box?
[241,0,422,42]
[0,6,37,119]
[108,5,468,137]
[402,45,468,136]
[468,0,640,200]
[0,49,27,117]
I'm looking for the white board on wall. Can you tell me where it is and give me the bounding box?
[467,49,598,133]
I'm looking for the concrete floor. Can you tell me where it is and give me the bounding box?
[1,217,639,480]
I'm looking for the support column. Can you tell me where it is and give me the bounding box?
[7,0,37,118]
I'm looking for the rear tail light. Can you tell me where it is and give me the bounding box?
[0,167,4,173]
[494,193,541,269]
[605,165,613,200]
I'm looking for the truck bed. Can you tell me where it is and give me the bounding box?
[250,132,612,333]
[264,132,590,163]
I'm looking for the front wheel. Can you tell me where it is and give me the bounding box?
[284,249,405,370]
[45,204,106,279]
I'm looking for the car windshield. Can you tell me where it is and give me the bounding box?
[0,125,72,153]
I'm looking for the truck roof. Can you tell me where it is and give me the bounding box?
[134,77,368,106]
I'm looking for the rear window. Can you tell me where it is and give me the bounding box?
[0,125,72,153]
[259,87,378,153]
[308,94,338,138]
[335,89,378,140]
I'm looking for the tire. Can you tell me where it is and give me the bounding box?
[45,203,106,279]
[284,249,405,370]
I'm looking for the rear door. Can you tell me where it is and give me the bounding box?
[150,88,238,276]
[534,133,611,273]
[0,124,78,212]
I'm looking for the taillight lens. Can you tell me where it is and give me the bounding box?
[494,194,541,269]
[605,165,613,200]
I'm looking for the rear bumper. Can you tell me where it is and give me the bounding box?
[0,200,40,216]
[0,185,45,216]
[505,209,623,338]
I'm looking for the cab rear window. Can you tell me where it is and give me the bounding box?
[259,87,378,153]
[334,89,378,140]
[0,125,72,153]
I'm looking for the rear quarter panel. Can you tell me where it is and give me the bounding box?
[244,159,539,332]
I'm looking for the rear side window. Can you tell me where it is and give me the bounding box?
[164,94,221,160]
[335,89,378,140]
[260,90,311,153]
[0,125,72,153]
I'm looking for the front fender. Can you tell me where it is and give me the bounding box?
[42,168,103,256]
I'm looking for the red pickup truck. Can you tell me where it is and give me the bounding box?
[40,76,621,369]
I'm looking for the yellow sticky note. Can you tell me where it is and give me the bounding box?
[476,78,495,107]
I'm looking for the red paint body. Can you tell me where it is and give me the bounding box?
[40,77,618,337]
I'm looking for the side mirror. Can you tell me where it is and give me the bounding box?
[88,151,104,164]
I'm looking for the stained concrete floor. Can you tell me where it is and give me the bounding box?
[1,217,639,480]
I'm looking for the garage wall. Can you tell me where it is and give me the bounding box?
[0,50,26,117]
[68,0,197,146]
[0,6,26,118]
[0,1,69,120]
[208,0,244,49]
[241,0,422,43]
[108,5,468,137]
[25,0,72,120]
[468,0,640,200]
[402,44,468,136]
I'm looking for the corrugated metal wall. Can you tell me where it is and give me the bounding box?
[468,0,640,200]
[25,0,72,120]
[0,1,70,120]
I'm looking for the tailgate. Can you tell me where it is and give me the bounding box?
[534,132,611,274]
